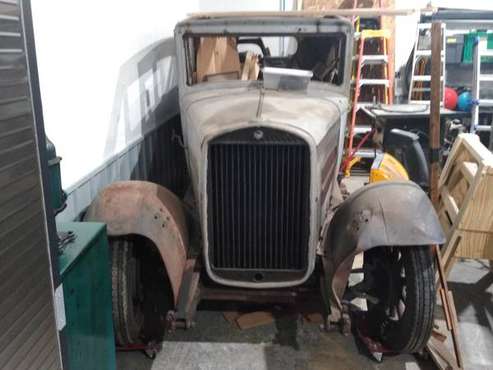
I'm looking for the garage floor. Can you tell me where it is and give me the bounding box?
[118,177,493,369]
[118,259,492,370]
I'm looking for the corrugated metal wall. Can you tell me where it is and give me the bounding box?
[0,0,62,368]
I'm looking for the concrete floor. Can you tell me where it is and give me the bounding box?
[117,176,493,369]
[117,260,493,370]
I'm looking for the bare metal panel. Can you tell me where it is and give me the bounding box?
[0,0,61,369]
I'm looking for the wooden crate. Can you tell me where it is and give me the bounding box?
[438,134,493,275]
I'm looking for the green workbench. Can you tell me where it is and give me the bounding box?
[57,222,116,370]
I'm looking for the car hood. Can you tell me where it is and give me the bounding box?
[180,85,347,147]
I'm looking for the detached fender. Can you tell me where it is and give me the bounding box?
[84,181,188,305]
[323,181,445,310]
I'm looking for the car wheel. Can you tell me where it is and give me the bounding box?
[111,238,144,346]
[363,246,435,353]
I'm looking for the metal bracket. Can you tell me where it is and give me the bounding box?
[57,230,76,255]
[173,258,201,330]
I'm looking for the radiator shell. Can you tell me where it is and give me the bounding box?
[207,127,311,284]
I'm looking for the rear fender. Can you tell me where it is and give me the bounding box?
[322,181,444,312]
[84,181,188,305]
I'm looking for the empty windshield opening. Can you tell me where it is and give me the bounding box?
[183,33,346,86]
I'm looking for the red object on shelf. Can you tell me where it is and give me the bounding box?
[443,87,458,110]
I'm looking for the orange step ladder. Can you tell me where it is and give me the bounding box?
[345,29,393,173]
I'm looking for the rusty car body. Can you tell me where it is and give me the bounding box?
[86,14,445,355]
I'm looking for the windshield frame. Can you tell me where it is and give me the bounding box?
[174,16,353,97]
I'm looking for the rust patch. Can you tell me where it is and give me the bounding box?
[85,181,188,305]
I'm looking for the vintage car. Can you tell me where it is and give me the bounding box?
[85,13,445,355]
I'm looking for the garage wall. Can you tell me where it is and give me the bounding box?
[30,0,198,220]
[0,0,62,368]
[30,0,493,220]
[393,0,493,98]
[302,0,492,98]
[395,0,493,72]
[199,0,296,12]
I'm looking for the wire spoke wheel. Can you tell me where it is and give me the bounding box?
[363,246,435,353]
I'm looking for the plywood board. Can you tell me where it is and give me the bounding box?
[241,52,260,81]
[223,311,241,323]
[459,174,493,232]
[189,9,415,19]
[236,311,275,330]
[303,312,324,324]
[438,134,493,273]
[196,37,241,83]
[455,230,493,260]
[303,0,381,11]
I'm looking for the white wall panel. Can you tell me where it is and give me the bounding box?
[31,0,198,190]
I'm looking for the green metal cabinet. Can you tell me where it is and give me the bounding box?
[57,222,116,370]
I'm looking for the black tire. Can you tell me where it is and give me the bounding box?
[111,238,144,346]
[364,246,435,353]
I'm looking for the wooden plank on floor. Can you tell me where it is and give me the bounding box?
[236,311,275,330]
[303,312,324,324]
[427,336,458,370]
[223,311,241,326]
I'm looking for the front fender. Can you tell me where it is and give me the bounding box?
[84,181,188,305]
[323,181,444,311]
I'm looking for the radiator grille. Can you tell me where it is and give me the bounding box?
[207,128,310,272]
